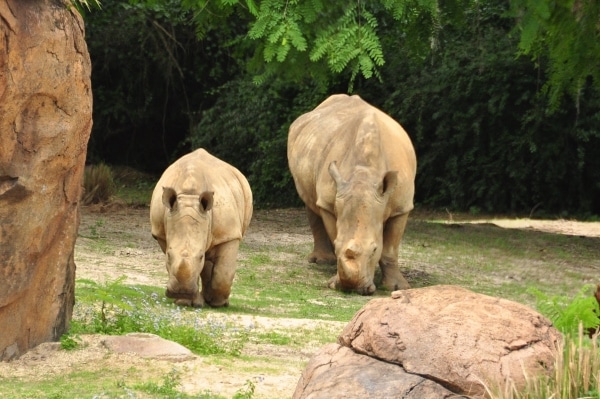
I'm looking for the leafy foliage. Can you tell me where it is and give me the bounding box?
[84,0,248,171]
[170,0,470,88]
[68,0,102,11]
[187,78,330,207]
[362,0,600,214]
[59,334,82,351]
[82,0,600,213]
[509,0,600,108]
[529,285,600,337]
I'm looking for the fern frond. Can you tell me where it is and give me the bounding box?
[246,0,258,16]
[267,22,286,44]
[299,0,324,24]
[276,40,291,62]
[248,14,271,39]
[288,22,308,52]
[263,41,277,62]
[529,285,600,336]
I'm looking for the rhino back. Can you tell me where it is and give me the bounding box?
[150,149,252,246]
[288,94,416,214]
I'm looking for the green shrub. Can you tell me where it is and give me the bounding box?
[82,163,116,205]
[59,334,81,351]
[529,285,600,337]
[187,78,328,208]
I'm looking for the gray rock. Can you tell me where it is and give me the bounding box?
[103,333,195,362]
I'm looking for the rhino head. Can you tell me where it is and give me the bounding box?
[327,161,398,295]
[161,186,214,307]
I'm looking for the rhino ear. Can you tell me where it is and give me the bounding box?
[199,191,214,212]
[328,161,345,186]
[162,187,178,210]
[381,171,398,196]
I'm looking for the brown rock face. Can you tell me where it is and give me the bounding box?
[0,0,92,360]
[294,343,461,399]
[294,285,562,399]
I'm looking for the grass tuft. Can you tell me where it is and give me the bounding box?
[82,163,116,205]
[487,326,599,399]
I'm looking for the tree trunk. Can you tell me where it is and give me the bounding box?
[0,0,92,360]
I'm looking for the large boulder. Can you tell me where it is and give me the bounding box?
[294,343,460,399]
[0,0,92,360]
[294,285,561,399]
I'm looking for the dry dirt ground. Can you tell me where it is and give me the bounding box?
[1,206,599,398]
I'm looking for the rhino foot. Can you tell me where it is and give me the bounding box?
[174,292,205,308]
[175,299,192,307]
[204,296,229,308]
[308,251,336,265]
[381,275,410,291]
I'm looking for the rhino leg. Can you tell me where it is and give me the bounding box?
[201,240,239,307]
[152,234,167,253]
[306,207,336,265]
[379,213,411,291]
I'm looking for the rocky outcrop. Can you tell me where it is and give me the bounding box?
[0,0,92,360]
[294,343,460,399]
[294,285,562,399]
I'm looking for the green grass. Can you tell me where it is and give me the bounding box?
[0,367,228,399]
[2,198,599,398]
[401,219,599,307]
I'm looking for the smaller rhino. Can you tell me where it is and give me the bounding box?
[150,149,253,307]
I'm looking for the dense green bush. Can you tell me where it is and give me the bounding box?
[83,0,600,214]
[188,78,332,208]
[361,1,600,215]
[84,0,248,173]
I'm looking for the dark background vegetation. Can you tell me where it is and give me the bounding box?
[83,0,600,215]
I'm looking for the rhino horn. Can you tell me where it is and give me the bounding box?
[162,186,178,210]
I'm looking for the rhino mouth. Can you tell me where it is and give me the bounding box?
[165,289,196,300]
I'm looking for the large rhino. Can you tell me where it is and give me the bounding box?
[150,149,253,307]
[288,94,416,295]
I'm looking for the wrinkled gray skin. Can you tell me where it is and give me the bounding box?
[287,94,417,295]
[150,149,252,307]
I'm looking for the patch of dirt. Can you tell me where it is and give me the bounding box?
[410,208,600,238]
[1,206,599,398]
